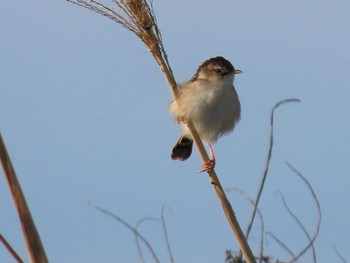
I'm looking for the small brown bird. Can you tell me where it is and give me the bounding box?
[169,56,241,172]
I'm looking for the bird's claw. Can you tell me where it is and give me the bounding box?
[197,144,216,173]
[198,159,216,173]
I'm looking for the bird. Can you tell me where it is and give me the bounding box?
[169,56,242,172]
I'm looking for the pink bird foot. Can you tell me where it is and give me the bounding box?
[199,144,216,172]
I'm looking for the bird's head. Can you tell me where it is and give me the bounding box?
[191,56,242,83]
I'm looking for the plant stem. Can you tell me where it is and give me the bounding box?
[0,133,48,263]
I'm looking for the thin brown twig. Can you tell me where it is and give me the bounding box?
[276,191,316,263]
[0,234,24,263]
[266,231,296,261]
[134,217,159,263]
[333,244,347,263]
[0,132,48,263]
[88,201,161,263]
[285,162,321,263]
[161,204,175,263]
[236,98,300,262]
[245,98,301,240]
[226,187,265,263]
[67,1,256,262]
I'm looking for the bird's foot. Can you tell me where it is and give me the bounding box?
[198,144,216,172]
[199,159,216,173]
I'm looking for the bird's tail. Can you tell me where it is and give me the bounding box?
[171,135,193,161]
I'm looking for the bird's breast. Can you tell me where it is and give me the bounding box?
[181,81,241,143]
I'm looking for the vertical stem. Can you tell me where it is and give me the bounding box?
[187,121,256,263]
[0,133,48,263]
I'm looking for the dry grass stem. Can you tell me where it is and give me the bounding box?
[0,133,48,263]
[88,201,161,263]
[263,162,321,263]
[277,191,316,263]
[0,234,24,263]
[245,98,301,241]
[333,245,347,263]
[135,217,159,263]
[232,99,300,262]
[234,98,300,260]
[285,162,321,263]
[266,231,296,260]
[68,1,256,262]
[161,205,175,263]
[226,187,266,262]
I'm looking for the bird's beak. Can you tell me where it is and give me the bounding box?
[234,69,243,74]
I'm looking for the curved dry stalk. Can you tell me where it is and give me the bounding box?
[88,201,161,263]
[266,231,296,261]
[285,162,321,263]
[333,244,347,263]
[226,187,265,263]
[276,192,316,263]
[245,98,301,241]
[67,1,255,262]
[0,234,24,263]
[0,133,48,263]
[161,204,175,263]
[233,99,300,262]
[135,217,159,263]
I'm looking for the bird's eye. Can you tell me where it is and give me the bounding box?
[215,69,222,74]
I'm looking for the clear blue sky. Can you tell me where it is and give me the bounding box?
[1,0,349,262]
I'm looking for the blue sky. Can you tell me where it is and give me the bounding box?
[1,0,349,262]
